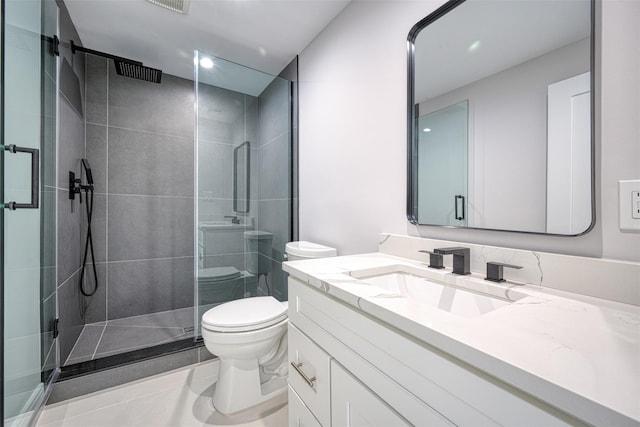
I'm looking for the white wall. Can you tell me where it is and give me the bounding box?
[299,0,640,262]
[599,0,640,261]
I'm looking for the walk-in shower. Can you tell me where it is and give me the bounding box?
[1,0,297,421]
[58,52,296,368]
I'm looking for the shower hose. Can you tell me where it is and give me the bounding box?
[79,187,98,297]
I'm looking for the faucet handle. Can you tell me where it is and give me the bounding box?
[418,250,445,269]
[224,215,240,224]
[485,262,522,283]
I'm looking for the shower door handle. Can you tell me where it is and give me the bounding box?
[454,194,465,221]
[2,144,40,210]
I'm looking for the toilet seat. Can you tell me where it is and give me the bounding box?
[202,296,287,333]
[198,266,242,282]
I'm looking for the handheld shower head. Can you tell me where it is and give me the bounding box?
[81,158,94,186]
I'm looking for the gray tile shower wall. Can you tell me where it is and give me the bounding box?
[83,55,195,323]
[57,1,87,364]
[256,77,292,300]
[107,258,194,319]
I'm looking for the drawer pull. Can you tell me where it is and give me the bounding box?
[291,362,316,388]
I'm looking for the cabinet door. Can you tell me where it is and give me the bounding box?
[289,386,322,427]
[331,361,409,427]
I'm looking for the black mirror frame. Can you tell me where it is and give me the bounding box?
[406,0,596,237]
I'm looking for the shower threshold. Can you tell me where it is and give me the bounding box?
[64,307,195,366]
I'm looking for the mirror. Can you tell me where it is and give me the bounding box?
[233,141,250,213]
[407,0,594,235]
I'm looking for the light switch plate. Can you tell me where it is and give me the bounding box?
[619,179,640,232]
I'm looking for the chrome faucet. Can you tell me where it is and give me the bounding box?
[433,247,470,275]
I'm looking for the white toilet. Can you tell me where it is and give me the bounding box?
[201,241,337,415]
[285,240,338,261]
[202,296,288,414]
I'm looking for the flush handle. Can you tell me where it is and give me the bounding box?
[291,361,316,388]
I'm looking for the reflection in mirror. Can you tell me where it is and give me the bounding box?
[408,0,594,235]
[418,100,468,226]
[233,141,250,213]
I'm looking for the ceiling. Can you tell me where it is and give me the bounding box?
[64,0,351,82]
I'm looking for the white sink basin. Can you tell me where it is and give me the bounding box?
[350,266,526,318]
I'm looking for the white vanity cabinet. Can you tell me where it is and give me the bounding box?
[287,277,587,427]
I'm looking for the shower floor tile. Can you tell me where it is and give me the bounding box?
[65,307,194,366]
[37,360,287,427]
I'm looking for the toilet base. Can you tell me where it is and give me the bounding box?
[212,357,287,415]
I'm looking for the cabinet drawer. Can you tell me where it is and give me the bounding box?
[288,324,331,426]
[289,385,322,427]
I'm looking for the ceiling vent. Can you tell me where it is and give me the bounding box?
[145,0,191,15]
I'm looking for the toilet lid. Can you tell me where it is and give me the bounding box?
[285,241,337,258]
[202,296,287,332]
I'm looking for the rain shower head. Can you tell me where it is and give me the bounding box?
[114,59,162,84]
[70,40,163,84]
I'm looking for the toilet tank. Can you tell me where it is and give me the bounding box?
[244,231,274,275]
[285,241,337,261]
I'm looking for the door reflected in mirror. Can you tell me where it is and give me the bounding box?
[418,100,468,226]
[407,0,594,235]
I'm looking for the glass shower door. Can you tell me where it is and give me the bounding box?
[2,0,58,425]
[194,51,294,336]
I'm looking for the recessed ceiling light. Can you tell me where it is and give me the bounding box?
[200,57,214,69]
[468,40,481,53]
[423,128,431,132]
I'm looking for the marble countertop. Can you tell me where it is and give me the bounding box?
[283,253,640,426]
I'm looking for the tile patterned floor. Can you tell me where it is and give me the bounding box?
[37,360,288,427]
[65,308,195,366]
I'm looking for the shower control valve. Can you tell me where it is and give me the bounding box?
[69,171,82,201]
[69,171,93,202]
